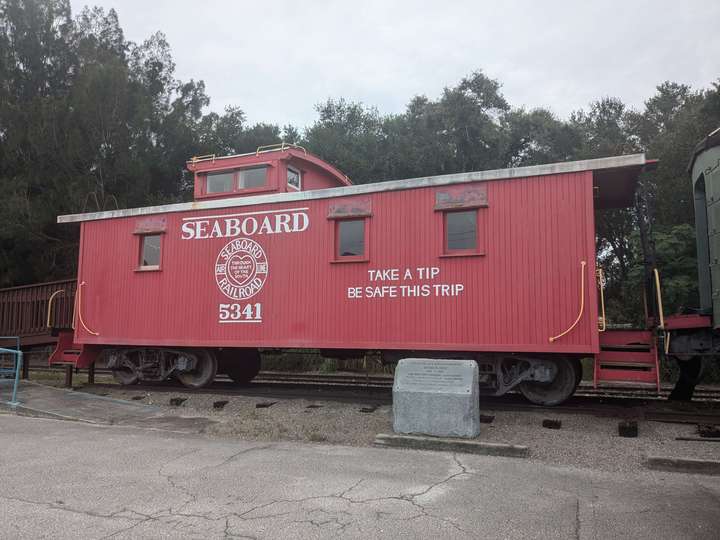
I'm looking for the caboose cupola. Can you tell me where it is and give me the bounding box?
[186,143,352,201]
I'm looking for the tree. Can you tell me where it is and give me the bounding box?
[1,0,718,306]
[502,108,582,166]
[303,98,388,184]
[0,2,219,284]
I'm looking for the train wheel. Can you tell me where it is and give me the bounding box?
[669,356,703,401]
[220,349,261,385]
[519,357,580,406]
[574,358,583,387]
[112,367,139,385]
[224,349,260,384]
[177,349,217,389]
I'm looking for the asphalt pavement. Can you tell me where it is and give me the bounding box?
[1,414,719,539]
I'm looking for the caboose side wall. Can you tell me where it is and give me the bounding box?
[285,157,346,191]
[73,171,599,355]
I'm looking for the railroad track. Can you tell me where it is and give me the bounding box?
[254,372,720,401]
[26,365,720,401]
[24,365,720,424]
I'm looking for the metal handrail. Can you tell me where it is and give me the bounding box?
[46,289,65,328]
[653,268,665,330]
[189,154,216,164]
[76,282,99,336]
[0,337,23,405]
[653,268,671,354]
[549,261,587,342]
[596,268,606,332]
[255,142,307,156]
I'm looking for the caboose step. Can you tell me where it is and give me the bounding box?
[48,330,100,369]
[598,329,652,346]
[599,362,656,369]
[596,367,658,385]
[595,380,658,389]
[600,344,651,352]
[596,350,657,365]
[595,380,658,387]
[595,330,660,392]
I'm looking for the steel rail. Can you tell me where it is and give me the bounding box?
[26,366,720,403]
[76,380,720,425]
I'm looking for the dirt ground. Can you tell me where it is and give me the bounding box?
[27,370,720,474]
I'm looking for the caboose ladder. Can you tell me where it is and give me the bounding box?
[48,330,99,369]
[594,330,661,392]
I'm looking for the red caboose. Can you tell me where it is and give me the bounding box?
[51,144,656,404]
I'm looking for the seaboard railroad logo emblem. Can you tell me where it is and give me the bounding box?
[215,238,268,300]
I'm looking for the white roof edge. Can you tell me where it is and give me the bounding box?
[58,153,646,224]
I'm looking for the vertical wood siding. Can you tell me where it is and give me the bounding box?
[76,171,598,354]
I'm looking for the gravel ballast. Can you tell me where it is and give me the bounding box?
[88,389,720,474]
[27,372,720,474]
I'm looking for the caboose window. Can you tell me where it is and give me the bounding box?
[206,171,234,194]
[204,167,268,195]
[444,210,477,252]
[287,167,301,190]
[238,166,267,189]
[139,234,161,269]
[337,219,366,258]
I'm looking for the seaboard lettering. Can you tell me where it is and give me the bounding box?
[181,211,310,240]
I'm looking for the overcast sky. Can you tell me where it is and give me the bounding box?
[69,0,719,129]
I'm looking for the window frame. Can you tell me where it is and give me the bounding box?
[237,166,269,190]
[136,233,164,272]
[441,208,482,257]
[332,217,369,263]
[287,166,302,191]
[200,164,271,197]
[204,170,236,195]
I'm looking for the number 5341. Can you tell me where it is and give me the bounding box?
[219,303,262,321]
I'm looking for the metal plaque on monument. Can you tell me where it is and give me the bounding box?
[393,358,480,438]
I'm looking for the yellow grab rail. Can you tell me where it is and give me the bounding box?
[549,261,587,342]
[653,268,665,330]
[46,289,66,328]
[653,268,671,354]
[189,154,216,164]
[75,281,99,336]
[596,267,606,332]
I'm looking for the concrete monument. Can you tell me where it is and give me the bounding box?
[393,358,480,438]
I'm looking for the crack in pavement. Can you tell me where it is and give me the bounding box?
[575,498,581,540]
[155,443,272,517]
[210,444,274,470]
[0,494,151,523]
[156,449,203,515]
[222,451,475,537]
[0,494,167,540]
[4,446,474,538]
[101,446,245,538]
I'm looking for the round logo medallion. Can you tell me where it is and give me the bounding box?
[215,238,268,300]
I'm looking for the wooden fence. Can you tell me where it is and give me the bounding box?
[0,279,76,347]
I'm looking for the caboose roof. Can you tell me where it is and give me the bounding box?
[58,153,650,223]
[186,146,352,187]
[688,126,720,174]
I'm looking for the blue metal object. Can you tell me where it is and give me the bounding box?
[0,336,23,406]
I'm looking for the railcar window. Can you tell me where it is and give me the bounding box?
[239,167,267,189]
[287,167,301,190]
[445,210,477,252]
[139,234,161,269]
[206,171,234,194]
[337,219,365,258]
